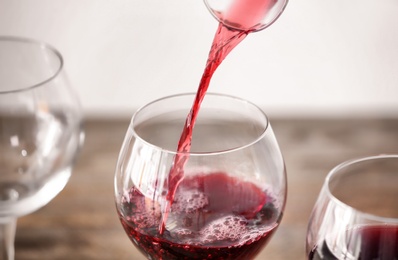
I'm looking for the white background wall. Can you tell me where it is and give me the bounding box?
[1,0,397,118]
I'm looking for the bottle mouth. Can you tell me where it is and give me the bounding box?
[0,36,63,94]
[203,0,289,32]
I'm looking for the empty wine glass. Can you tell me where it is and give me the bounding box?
[306,155,398,259]
[204,0,289,31]
[0,36,84,259]
[115,93,287,259]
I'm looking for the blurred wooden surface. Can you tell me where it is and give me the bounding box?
[15,118,398,259]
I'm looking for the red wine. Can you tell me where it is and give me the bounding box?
[119,172,281,259]
[308,225,398,260]
[160,24,248,232]
[162,0,282,232]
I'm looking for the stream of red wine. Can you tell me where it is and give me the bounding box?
[159,24,248,233]
[160,0,279,233]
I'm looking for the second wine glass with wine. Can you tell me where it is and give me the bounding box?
[307,155,398,260]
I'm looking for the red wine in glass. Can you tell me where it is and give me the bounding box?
[308,225,398,260]
[120,172,282,259]
[306,155,398,260]
[114,92,287,259]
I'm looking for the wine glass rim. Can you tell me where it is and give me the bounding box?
[0,35,64,94]
[325,154,398,223]
[130,92,270,156]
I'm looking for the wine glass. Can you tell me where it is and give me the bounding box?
[204,0,289,31]
[0,36,84,259]
[115,93,287,259]
[306,155,398,259]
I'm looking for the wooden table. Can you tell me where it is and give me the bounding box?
[15,118,398,259]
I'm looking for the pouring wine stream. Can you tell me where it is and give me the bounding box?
[160,0,288,234]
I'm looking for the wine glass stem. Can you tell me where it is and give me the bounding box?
[0,218,16,260]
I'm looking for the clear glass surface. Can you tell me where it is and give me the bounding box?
[306,155,398,259]
[0,36,84,259]
[115,93,287,259]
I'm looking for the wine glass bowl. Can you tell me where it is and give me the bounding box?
[115,93,286,259]
[306,155,398,259]
[204,0,289,32]
[0,36,83,259]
